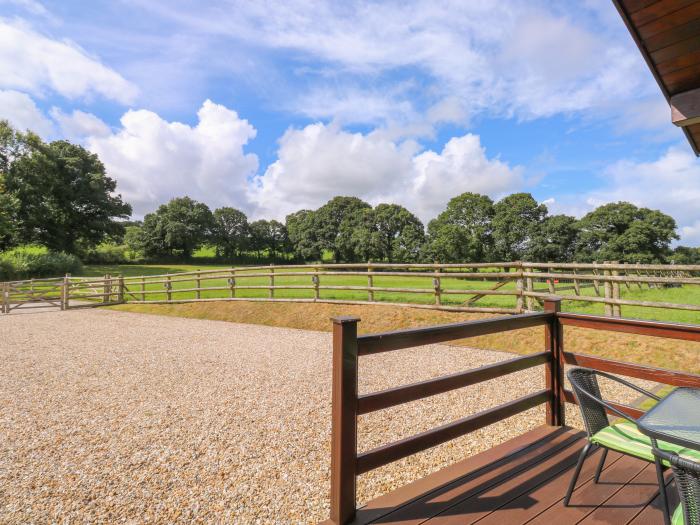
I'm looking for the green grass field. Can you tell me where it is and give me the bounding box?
[77,263,700,323]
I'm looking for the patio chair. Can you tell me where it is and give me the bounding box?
[653,448,700,525]
[564,367,700,515]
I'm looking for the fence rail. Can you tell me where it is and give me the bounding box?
[2,261,699,315]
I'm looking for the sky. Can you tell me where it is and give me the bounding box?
[1,0,700,245]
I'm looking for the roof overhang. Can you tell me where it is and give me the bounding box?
[613,0,700,156]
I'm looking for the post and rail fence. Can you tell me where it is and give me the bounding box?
[326,297,700,524]
[1,261,699,316]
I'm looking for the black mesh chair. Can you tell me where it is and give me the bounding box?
[653,448,700,525]
[565,367,663,507]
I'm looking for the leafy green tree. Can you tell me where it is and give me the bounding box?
[313,196,371,261]
[211,207,249,259]
[141,197,213,258]
[575,202,678,263]
[248,219,289,259]
[492,193,547,261]
[671,246,700,264]
[425,192,495,262]
[5,138,132,253]
[338,204,425,262]
[123,225,146,259]
[526,214,578,262]
[0,176,19,249]
[286,210,321,261]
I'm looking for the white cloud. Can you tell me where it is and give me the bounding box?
[0,89,53,136]
[138,0,651,127]
[87,100,258,216]
[50,108,111,140]
[587,146,700,245]
[248,123,522,221]
[0,19,137,104]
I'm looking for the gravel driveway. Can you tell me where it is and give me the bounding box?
[0,308,650,523]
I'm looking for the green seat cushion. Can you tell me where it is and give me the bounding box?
[590,421,700,465]
[672,504,684,525]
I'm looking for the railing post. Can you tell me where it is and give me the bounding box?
[166,275,172,302]
[603,262,613,316]
[196,270,201,300]
[544,297,565,427]
[103,274,110,304]
[330,316,359,525]
[141,276,146,301]
[313,268,320,301]
[269,263,274,299]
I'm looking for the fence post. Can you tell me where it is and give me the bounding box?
[611,262,621,317]
[230,269,236,298]
[3,281,9,314]
[547,262,556,294]
[635,263,643,290]
[103,274,110,303]
[329,316,359,525]
[62,274,70,310]
[525,263,534,310]
[515,264,524,313]
[118,274,125,304]
[269,264,275,299]
[433,264,441,306]
[573,268,581,296]
[603,263,613,316]
[313,268,320,301]
[367,261,373,302]
[166,275,172,302]
[592,262,600,296]
[544,297,565,427]
[196,270,201,300]
[141,277,146,301]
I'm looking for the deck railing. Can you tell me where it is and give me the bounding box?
[328,297,700,524]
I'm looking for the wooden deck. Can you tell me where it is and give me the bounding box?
[341,426,677,525]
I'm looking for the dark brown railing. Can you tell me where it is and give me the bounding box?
[328,297,700,524]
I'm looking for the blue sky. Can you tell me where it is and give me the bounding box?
[1,0,699,244]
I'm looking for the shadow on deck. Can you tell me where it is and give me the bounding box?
[343,426,675,525]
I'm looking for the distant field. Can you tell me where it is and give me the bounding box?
[82,263,700,323]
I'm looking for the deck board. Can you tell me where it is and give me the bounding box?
[334,425,674,525]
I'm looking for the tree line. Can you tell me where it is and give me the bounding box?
[119,192,693,264]
[1,120,699,265]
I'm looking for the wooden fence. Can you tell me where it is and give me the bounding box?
[2,261,699,317]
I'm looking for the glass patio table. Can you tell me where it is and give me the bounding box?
[636,387,700,525]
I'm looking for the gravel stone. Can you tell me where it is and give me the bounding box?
[0,308,652,523]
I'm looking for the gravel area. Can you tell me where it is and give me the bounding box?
[0,308,655,523]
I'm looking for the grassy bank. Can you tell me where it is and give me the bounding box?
[112,301,700,374]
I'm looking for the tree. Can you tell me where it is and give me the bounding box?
[492,193,547,261]
[526,214,578,262]
[671,246,700,264]
[5,137,132,253]
[211,207,249,259]
[123,225,146,259]
[248,219,289,259]
[338,204,425,262]
[313,196,371,261]
[575,202,678,263]
[286,210,321,261]
[425,193,495,262]
[141,197,213,258]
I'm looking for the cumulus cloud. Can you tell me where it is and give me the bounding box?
[0,89,53,136]
[87,100,258,216]
[50,108,111,140]
[587,146,700,245]
[0,19,137,104]
[248,123,523,221]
